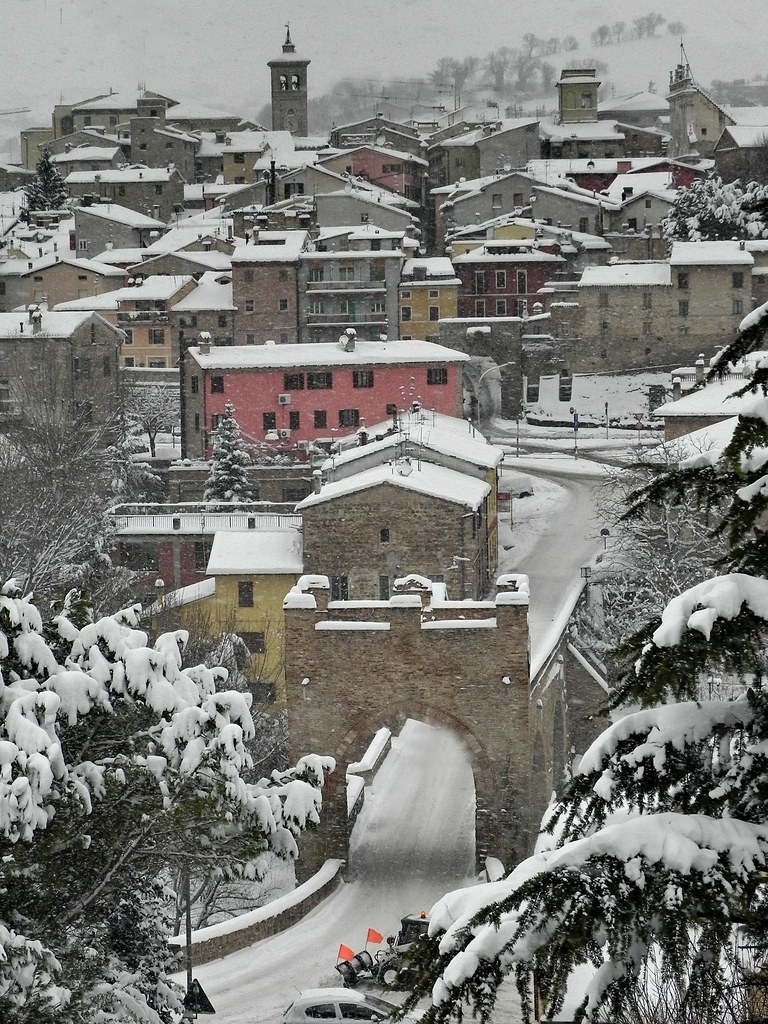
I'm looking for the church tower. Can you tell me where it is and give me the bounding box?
[268,26,310,136]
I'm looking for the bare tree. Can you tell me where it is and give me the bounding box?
[124,381,180,458]
[485,47,514,93]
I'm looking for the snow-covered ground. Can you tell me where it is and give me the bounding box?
[176,720,529,1023]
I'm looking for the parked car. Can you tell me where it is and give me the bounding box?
[282,987,423,1022]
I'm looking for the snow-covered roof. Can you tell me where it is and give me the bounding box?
[327,411,503,471]
[579,263,671,288]
[539,120,625,143]
[718,125,768,148]
[296,460,490,511]
[51,146,122,163]
[669,241,754,266]
[65,166,177,184]
[728,106,768,127]
[92,247,146,266]
[0,310,107,338]
[453,245,565,266]
[131,250,232,274]
[655,379,751,418]
[602,91,669,113]
[600,172,677,204]
[75,204,166,228]
[231,231,308,263]
[206,530,303,575]
[189,337,468,371]
[173,272,234,311]
[401,257,459,282]
[0,252,125,278]
[55,275,193,310]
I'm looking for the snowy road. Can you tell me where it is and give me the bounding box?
[180,720,491,1023]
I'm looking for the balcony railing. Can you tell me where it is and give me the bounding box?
[112,511,302,533]
[117,312,170,324]
[305,281,387,292]
[304,313,388,325]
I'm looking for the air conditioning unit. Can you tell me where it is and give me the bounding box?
[278,393,291,405]
[279,428,292,439]
[297,439,310,451]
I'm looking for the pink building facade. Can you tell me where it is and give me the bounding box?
[181,334,468,458]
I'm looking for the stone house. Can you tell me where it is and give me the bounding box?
[330,116,423,157]
[73,204,166,255]
[169,271,236,355]
[713,125,768,185]
[434,170,541,252]
[180,334,468,459]
[313,190,417,234]
[0,308,123,427]
[398,257,460,342]
[439,120,540,186]
[55,274,197,368]
[230,229,308,345]
[0,252,125,313]
[564,240,754,373]
[64,166,185,222]
[50,145,124,175]
[298,461,494,602]
[299,225,411,345]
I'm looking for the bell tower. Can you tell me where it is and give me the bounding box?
[268,25,310,136]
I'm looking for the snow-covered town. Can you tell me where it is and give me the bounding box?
[3,2,768,1022]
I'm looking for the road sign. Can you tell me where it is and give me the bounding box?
[184,979,215,1014]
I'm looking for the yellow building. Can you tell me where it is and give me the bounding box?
[160,529,303,707]
[398,257,459,343]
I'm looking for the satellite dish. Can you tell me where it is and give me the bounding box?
[503,163,511,172]
[344,181,353,194]
[375,133,386,146]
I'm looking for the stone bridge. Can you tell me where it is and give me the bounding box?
[283,573,607,881]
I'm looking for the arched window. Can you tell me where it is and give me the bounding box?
[291,74,300,90]
[279,75,287,90]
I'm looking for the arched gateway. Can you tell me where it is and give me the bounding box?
[283,572,559,880]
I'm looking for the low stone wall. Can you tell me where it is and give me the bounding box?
[171,859,344,967]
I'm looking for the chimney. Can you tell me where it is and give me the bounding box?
[672,376,682,401]
[312,469,322,494]
[31,309,43,334]
[28,304,38,323]
[695,355,705,384]
[198,330,212,355]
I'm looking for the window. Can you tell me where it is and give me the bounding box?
[598,291,608,308]
[246,333,255,344]
[279,298,288,311]
[234,152,245,164]
[645,198,652,209]
[601,321,609,332]
[240,631,265,654]
[124,356,135,367]
[492,193,502,209]
[516,269,527,294]
[194,541,212,573]
[308,267,324,282]
[289,410,300,429]
[74,357,91,379]
[339,408,360,427]
[360,212,369,223]
[353,370,374,388]
[244,268,254,283]
[678,272,689,289]
[211,376,224,393]
[314,409,327,428]
[495,299,507,316]
[733,299,744,315]
[475,299,486,316]
[427,367,448,385]
[370,263,386,282]
[401,290,411,299]
[149,328,165,345]
[238,581,254,607]
[194,412,199,431]
[211,413,225,430]
[102,355,111,376]
[579,216,589,233]
[370,238,381,251]
[263,411,276,431]
[330,575,349,601]
[429,306,440,321]
[284,373,305,390]
[380,528,390,543]
[493,270,505,290]
[642,321,652,335]
[218,314,227,328]
[309,299,325,315]
[372,300,385,314]
[733,272,744,289]
[122,328,133,346]
[679,300,689,317]
[379,575,390,600]
[77,238,89,251]
[643,292,652,309]
[580,91,593,109]
[401,306,412,322]
[474,271,487,294]
[245,299,254,312]
[338,266,355,282]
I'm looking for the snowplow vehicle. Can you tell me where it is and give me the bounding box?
[336,912,430,989]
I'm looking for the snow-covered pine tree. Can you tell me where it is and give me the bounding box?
[407,231,768,1023]
[662,173,768,242]
[203,401,254,503]
[23,149,68,214]
[0,581,334,1023]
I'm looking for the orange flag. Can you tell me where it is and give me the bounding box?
[338,943,355,962]
[367,928,384,944]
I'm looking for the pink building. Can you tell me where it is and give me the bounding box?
[180,332,468,459]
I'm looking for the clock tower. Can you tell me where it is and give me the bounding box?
[268,25,310,136]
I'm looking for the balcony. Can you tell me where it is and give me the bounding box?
[305,280,387,292]
[111,509,302,534]
[117,311,170,325]
[304,313,388,326]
